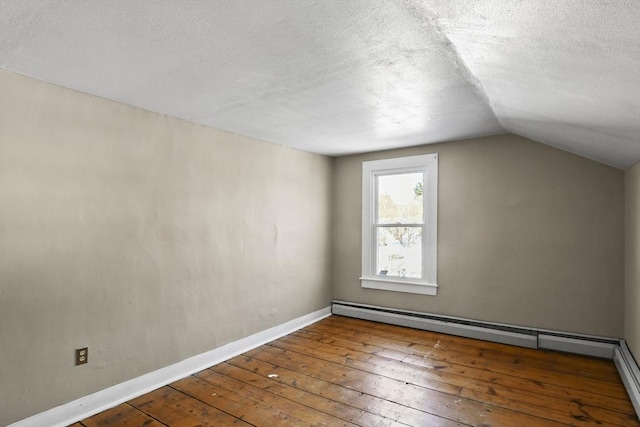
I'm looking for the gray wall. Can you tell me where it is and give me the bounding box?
[333,134,625,337]
[626,162,640,360]
[0,70,334,425]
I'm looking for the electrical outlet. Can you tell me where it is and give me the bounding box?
[75,347,88,366]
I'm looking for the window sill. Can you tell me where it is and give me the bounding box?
[359,277,438,296]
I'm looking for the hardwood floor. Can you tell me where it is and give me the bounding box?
[76,315,639,426]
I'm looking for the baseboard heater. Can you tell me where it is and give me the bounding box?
[615,341,640,416]
[331,300,639,417]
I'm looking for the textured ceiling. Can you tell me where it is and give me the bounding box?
[1,0,639,169]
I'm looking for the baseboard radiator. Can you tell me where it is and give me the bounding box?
[615,340,640,416]
[332,300,640,416]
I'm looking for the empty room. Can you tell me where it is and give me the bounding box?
[1,0,639,426]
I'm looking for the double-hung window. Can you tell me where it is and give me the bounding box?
[361,154,438,295]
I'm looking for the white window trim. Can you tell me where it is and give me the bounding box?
[360,154,438,296]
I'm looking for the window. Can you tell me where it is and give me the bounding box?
[361,154,438,295]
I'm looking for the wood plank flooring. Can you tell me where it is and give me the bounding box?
[76,315,639,426]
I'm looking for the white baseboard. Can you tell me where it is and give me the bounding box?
[9,306,332,427]
[614,340,640,416]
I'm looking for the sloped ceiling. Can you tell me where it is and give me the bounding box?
[1,0,638,169]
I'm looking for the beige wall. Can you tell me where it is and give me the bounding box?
[0,70,333,425]
[333,134,625,337]
[0,68,633,425]
[626,162,640,360]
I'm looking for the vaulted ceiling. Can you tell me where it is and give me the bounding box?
[1,0,639,169]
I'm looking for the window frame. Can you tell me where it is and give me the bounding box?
[360,154,438,296]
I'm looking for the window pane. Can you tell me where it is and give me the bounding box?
[376,227,422,278]
[377,172,423,224]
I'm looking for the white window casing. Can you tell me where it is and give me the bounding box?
[361,154,438,295]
